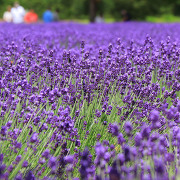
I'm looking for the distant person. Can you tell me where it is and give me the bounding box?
[11,2,26,23]
[24,10,38,23]
[43,9,53,23]
[121,10,131,22]
[3,6,12,22]
[53,8,59,21]
[95,13,104,23]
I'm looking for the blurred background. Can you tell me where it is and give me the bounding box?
[0,0,180,23]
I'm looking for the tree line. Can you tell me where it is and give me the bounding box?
[0,0,179,21]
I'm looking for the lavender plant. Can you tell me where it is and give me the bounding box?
[0,22,180,179]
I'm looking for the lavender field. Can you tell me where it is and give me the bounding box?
[0,22,180,180]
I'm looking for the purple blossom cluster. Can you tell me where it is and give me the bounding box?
[0,22,180,179]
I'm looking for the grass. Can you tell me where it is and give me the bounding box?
[64,14,180,24]
[146,14,180,23]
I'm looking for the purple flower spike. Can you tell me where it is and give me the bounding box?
[75,139,81,147]
[154,157,165,176]
[22,160,28,168]
[134,132,142,146]
[149,109,159,122]
[15,155,22,163]
[42,149,50,159]
[30,133,38,143]
[141,125,151,140]
[117,133,125,145]
[65,155,74,164]
[95,109,101,118]
[15,173,23,180]
[24,171,35,180]
[6,121,13,128]
[0,154,3,162]
[48,156,56,168]
[7,165,13,173]
[15,142,22,149]
[79,147,93,179]
[111,123,119,136]
[177,101,180,112]
[124,121,133,136]
[0,126,7,136]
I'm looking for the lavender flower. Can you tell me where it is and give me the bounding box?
[30,133,38,143]
[42,149,50,159]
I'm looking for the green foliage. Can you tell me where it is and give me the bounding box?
[0,0,180,21]
[146,14,180,23]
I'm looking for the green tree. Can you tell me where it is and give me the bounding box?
[0,0,179,21]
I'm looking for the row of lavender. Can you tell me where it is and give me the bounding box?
[0,22,180,179]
